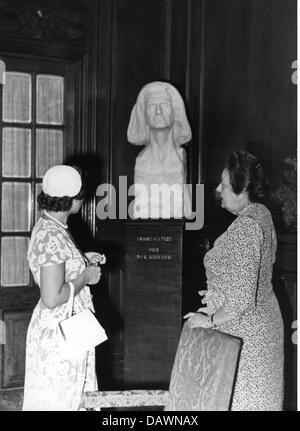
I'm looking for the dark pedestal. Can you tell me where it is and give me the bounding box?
[124,221,183,388]
[95,220,185,389]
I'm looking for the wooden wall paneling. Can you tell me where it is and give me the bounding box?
[273,233,297,411]
[183,0,297,411]
[0,387,23,411]
[64,63,76,158]
[1,310,32,388]
[159,0,205,186]
[167,0,188,88]
[94,0,114,187]
[182,0,205,186]
[273,272,297,411]
[0,0,88,59]
[203,0,297,186]
[199,0,297,270]
[110,0,172,196]
[170,0,210,319]
[66,0,113,242]
[0,310,3,389]
[83,0,121,389]
[94,222,126,389]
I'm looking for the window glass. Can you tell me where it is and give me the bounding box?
[1,237,29,286]
[1,182,31,232]
[2,72,31,123]
[2,128,31,178]
[36,129,63,178]
[36,75,64,125]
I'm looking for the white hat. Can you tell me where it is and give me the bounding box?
[42,165,82,197]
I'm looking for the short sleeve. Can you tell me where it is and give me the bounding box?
[222,216,263,320]
[31,228,67,267]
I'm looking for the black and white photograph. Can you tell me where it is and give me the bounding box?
[0,0,297,416]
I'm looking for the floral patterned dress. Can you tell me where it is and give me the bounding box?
[203,203,284,411]
[22,216,98,411]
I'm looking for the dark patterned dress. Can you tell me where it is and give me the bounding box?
[203,203,284,411]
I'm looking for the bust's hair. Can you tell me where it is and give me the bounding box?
[127,81,192,146]
[226,151,269,202]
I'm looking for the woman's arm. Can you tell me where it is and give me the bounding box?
[184,217,263,328]
[183,306,231,329]
[40,262,101,309]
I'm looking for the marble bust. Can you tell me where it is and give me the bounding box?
[127,81,192,219]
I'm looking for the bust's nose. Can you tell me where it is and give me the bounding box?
[155,103,162,114]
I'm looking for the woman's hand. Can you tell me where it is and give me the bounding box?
[198,289,207,304]
[82,264,101,285]
[85,252,106,265]
[183,311,210,328]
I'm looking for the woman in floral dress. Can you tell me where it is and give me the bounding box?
[184,151,284,411]
[23,165,103,411]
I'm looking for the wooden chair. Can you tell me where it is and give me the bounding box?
[82,321,242,411]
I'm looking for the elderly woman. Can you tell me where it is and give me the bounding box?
[184,151,284,411]
[127,81,192,218]
[23,165,104,411]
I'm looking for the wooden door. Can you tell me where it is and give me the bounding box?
[0,56,76,409]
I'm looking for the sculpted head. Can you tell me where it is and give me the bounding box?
[127,81,192,146]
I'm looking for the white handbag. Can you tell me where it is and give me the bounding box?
[58,281,108,360]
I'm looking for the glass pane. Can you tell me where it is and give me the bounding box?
[1,183,31,231]
[1,237,29,286]
[2,72,31,123]
[36,75,64,125]
[2,128,31,178]
[36,129,63,177]
[35,183,43,223]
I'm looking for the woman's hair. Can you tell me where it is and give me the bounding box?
[226,151,269,202]
[37,165,86,212]
[37,189,85,212]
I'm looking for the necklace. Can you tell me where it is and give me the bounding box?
[43,210,68,229]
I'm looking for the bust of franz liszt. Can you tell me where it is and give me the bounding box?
[127,81,192,218]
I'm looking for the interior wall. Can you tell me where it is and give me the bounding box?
[201,0,297,410]
[203,0,297,192]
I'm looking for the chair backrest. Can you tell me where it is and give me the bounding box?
[14,322,242,411]
[164,322,242,411]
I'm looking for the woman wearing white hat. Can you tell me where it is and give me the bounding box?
[22,165,105,411]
